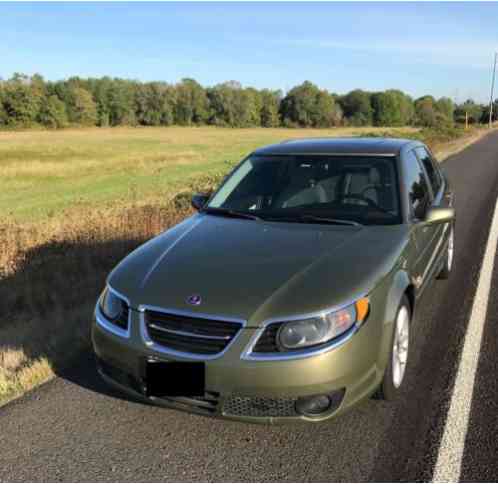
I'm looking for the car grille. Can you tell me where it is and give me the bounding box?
[144,310,242,355]
[252,323,282,353]
[154,392,220,414]
[222,395,297,417]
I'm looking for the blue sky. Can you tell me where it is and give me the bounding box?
[2,2,497,102]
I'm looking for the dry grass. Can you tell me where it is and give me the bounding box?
[434,127,492,161]
[0,125,491,405]
[0,202,193,404]
[0,352,52,401]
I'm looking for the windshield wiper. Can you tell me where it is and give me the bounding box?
[202,207,261,221]
[297,215,362,226]
[263,214,362,226]
[202,208,361,226]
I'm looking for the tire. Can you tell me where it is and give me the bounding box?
[378,295,411,401]
[437,223,455,280]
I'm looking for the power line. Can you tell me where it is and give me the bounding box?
[489,52,497,129]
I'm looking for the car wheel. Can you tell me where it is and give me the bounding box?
[378,296,411,401]
[437,223,455,280]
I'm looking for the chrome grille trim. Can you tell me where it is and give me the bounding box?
[147,323,232,341]
[150,393,220,414]
[139,305,246,360]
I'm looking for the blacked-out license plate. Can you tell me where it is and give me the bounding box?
[145,361,205,397]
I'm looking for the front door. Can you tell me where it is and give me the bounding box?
[403,150,436,291]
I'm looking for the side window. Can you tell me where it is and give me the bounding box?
[415,147,441,195]
[403,151,431,220]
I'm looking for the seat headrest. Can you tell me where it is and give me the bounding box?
[369,167,381,185]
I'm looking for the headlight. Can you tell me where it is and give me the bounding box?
[100,287,124,321]
[277,298,369,350]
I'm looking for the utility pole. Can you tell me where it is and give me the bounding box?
[489,52,497,129]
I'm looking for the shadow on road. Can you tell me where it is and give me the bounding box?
[0,204,191,403]
[56,350,149,405]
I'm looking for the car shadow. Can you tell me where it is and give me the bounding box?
[56,350,148,405]
[0,208,179,405]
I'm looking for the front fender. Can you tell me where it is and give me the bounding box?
[375,267,412,373]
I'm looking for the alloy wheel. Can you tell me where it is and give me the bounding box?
[392,306,410,388]
[447,226,454,272]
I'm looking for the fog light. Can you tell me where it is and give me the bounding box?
[295,389,345,417]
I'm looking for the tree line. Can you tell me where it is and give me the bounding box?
[0,73,496,130]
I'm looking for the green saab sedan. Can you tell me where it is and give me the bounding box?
[92,137,455,423]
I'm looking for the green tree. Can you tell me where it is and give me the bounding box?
[280,81,317,127]
[397,91,415,125]
[107,79,136,126]
[38,95,68,128]
[87,77,113,126]
[280,81,340,127]
[136,83,159,126]
[175,78,209,125]
[207,84,237,126]
[207,82,260,127]
[244,87,263,126]
[338,89,373,126]
[260,89,281,127]
[1,74,43,127]
[479,99,498,124]
[135,82,175,126]
[435,97,454,124]
[454,99,483,125]
[0,81,7,126]
[0,102,6,126]
[313,89,341,127]
[371,90,413,126]
[67,86,97,126]
[414,96,438,127]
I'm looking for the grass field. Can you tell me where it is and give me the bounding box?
[1,126,421,223]
[0,124,488,405]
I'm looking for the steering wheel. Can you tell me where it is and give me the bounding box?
[360,184,379,197]
[340,194,391,214]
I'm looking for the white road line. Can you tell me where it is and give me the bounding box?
[433,198,498,483]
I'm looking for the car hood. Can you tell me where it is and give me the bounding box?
[109,213,410,325]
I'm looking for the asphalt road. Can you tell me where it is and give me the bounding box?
[2,132,498,482]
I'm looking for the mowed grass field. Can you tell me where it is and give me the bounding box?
[0,126,418,223]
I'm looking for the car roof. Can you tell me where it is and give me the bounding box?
[252,137,421,157]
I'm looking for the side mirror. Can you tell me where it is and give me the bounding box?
[191,193,210,211]
[423,207,455,225]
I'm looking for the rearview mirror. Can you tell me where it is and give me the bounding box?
[191,193,210,210]
[423,207,455,225]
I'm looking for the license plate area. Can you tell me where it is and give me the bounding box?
[145,360,205,397]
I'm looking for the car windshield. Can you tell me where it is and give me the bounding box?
[207,154,401,225]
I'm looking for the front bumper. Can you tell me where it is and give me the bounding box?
[92,305,385,424]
